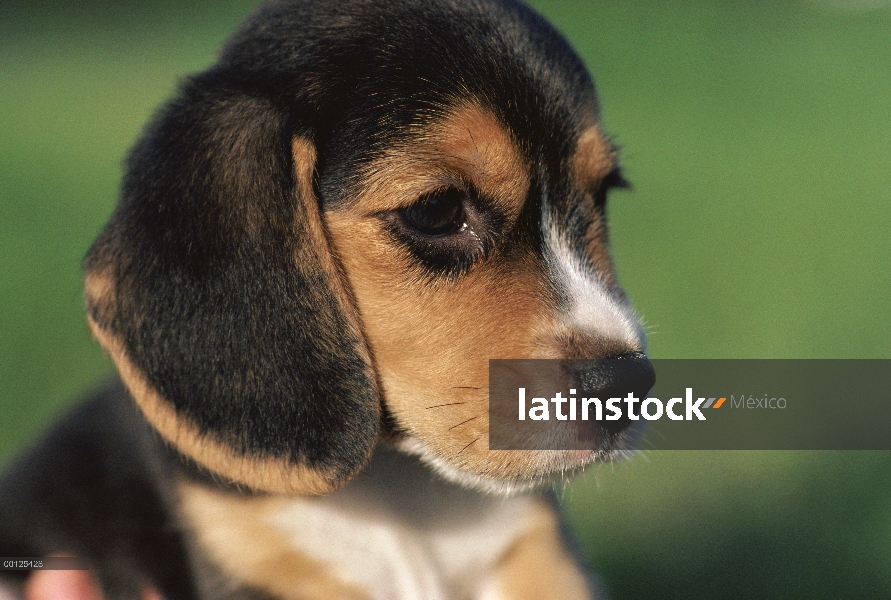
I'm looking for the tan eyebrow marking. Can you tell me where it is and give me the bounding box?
[572,126,617,189]
[351,102,530,224]
[433,103,529,218]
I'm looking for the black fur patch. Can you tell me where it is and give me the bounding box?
[0,381,198,599]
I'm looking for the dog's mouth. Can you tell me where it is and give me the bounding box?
[387,353,655,495]
[396,440,627,496]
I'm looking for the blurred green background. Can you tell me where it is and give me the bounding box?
[1,0,889,598]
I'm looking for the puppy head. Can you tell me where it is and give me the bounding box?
[85,0,647,496]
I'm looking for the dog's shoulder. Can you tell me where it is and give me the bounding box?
[0,382,201,598]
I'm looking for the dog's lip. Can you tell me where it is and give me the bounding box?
[538,449,599,476]
[564,449,597,462]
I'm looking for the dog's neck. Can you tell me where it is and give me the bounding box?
[177,443,541,599]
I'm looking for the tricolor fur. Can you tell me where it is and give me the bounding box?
[0,1,653,598]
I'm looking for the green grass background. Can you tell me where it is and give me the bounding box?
[1,1,889,597]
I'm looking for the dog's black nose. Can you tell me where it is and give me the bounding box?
[573,352,656,436]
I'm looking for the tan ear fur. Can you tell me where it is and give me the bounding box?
[88,315,343,496]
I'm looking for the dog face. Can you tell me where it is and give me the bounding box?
[84,0,647,495]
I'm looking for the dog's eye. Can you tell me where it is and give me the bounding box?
[594,166,630,207]
[401,188,466,236]
[383,185,500,280]
[602,166,630,191]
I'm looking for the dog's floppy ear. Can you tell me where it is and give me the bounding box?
[84,72,379,495]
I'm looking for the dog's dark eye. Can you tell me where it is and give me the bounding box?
[383,185,501,281]
[594,166,631,207]
[603,166,630,190]
[401,188,466,236]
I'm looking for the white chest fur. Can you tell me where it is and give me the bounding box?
[178,446,538,600]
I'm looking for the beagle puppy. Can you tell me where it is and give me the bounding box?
[0,0,653,598]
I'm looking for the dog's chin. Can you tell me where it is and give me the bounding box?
[395,436,637,496]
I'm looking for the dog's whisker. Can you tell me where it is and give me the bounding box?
[448,416,478,431]
[456,437,480,455]
[426,401,467,409]
[451,386,480,390]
